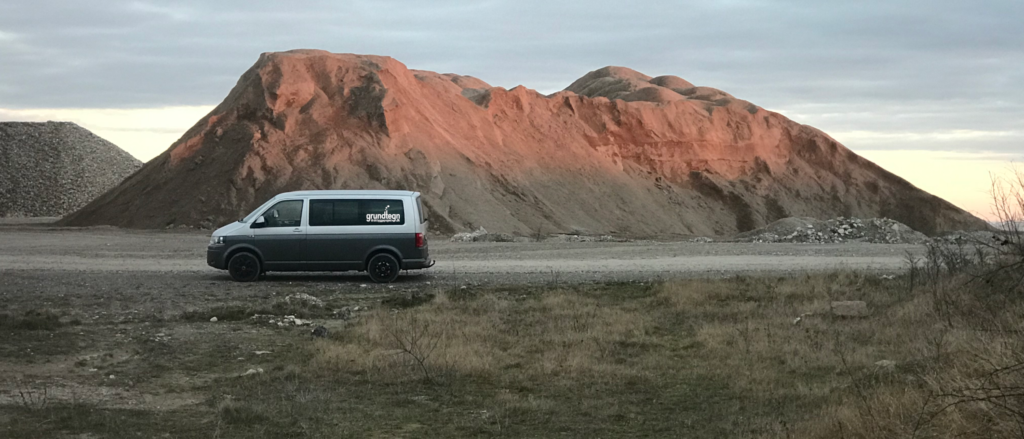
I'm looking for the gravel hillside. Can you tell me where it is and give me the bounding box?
[0,122,142,217]
[61,50,988,235]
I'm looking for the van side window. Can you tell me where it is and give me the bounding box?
[310,200,359,226]
[262,200,303,228]
[310,199,405,226]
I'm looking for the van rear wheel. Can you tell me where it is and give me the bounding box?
[367,253,400,283]
[228,252,261,282]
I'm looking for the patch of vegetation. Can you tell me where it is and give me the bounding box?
[0,309,69,331]
[179,298,331,322]
[1,403,209,438]
[5,264,1024,438]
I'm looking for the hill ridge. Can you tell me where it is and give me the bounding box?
[60,50,987,235]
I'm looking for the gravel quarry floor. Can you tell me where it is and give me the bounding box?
[0,221,920,285]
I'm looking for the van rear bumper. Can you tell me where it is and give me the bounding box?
[402,259,435,270]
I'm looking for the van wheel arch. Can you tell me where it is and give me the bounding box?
[226,247,262,267]
[365,248,402,269]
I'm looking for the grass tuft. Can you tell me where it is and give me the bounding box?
[0,309,65,330]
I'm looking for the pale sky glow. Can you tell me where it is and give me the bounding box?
[850,149,1016,221]
[0,0,1021,220]
[0,106,214,161]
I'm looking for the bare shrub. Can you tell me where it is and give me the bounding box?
[382,310,449,383]
[984,166,1024,293]
[804,168,1024,438]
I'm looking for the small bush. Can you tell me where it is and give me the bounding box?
[218,400,269,425]
[0,309,64,331]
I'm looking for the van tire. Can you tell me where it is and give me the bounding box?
[228,252,261,282]
[367,253,400,283]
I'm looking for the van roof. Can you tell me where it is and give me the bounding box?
[276,190,420,198]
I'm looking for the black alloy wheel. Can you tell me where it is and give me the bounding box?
[228,252,261,282]
[367,253,400,283]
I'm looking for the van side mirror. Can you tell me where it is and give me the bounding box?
[251,216,266,229]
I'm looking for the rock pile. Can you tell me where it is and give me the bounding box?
[0,122,141,217]
[739,217,927,244]
[450,226,628,243]
[58,50,988,235]
[450,227,517,242]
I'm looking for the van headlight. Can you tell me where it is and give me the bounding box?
[209,236,225,245]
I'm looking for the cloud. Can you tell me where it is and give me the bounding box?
[0,28,32,53]
[127,2,195,21]
[0,0,1020,215]
[833,129,1022,144]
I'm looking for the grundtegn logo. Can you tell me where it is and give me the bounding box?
[366,205,401,223]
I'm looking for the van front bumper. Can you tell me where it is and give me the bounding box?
[402,259,435,270]
[207,246,226,269]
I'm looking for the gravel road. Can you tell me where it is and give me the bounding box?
[0,222,921,284]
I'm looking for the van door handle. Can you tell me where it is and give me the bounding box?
[293,228,302,233]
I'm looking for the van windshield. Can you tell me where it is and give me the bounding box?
[239,199,276,223]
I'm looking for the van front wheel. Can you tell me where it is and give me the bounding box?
[367,253,400,283]
[228,252,261,282]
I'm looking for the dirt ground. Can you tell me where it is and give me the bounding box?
[0,221,918,281]
[0,221,927,437]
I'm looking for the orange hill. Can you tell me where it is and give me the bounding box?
[61,50,987,236]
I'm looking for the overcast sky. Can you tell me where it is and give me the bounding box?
[1,0,1021,218]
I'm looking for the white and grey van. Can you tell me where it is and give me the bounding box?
[207,190,433,282]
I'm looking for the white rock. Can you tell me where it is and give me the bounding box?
[285,293,324,307]
[240,368,264,377]
[209,317,218,322]
[874,360,897,372]
[254,351,272,355]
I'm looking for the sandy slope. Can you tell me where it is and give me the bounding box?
[61,50,986,236]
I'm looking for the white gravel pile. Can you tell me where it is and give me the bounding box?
[738,217,928,244]
[0,122,141,217]
[450,227,520,242]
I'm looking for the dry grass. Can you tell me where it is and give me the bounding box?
[5,264,1022,437]
[314,289,654,382]
[298,270,1024,438]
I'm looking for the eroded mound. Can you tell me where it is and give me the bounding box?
[61,50,988,236]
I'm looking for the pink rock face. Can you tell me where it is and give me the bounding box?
[62,50,988,236]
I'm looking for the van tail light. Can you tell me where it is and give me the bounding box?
[415,233,425,248]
